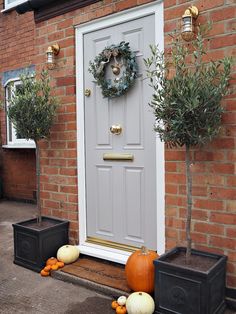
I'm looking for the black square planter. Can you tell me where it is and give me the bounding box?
[154,247,227,314]
[13,216,69,272]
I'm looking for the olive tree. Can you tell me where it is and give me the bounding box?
[8,70,58,224]
[144,27,232,262]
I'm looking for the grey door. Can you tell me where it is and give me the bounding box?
[84,14,157,250]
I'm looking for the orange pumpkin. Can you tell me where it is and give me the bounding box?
[51,264,59,271]
[40,269,50,277]
[116,305,127,314]
[125,246,158,294]
[111,300,119,309]
[46,257,58,266]
[43,265,51,272]
[56,261,65,268]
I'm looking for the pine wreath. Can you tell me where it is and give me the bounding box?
[88,41,138,98]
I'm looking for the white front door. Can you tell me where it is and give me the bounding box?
[76,3,165,263]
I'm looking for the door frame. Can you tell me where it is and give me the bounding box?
[75,0,165,264]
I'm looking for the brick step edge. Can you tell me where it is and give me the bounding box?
[51,269,130,299]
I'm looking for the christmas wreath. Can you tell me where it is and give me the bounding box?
[88,41,138,98]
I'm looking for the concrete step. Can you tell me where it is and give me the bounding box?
[51,270,130,298]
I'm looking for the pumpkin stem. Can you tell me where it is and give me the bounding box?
[141,246,149,255]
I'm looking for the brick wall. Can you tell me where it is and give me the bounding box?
[2,149,36,200]
[164,0,236,288]
[0,2,36,202]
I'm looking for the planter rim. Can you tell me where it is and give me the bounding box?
[12,216,69,232]
[154,246,227,275]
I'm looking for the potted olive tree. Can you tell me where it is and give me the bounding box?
[145,26,232,314]
[8,71,69,272]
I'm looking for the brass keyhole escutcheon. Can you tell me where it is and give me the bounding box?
[84,88,91,97]
[110,124,122,135]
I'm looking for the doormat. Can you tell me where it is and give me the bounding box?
[61,255,132,293]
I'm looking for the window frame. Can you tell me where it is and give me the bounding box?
[3,0,27,11]
[4,77,35,149]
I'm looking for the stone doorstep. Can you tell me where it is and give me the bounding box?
[51,270,130,298]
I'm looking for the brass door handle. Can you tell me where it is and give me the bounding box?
[84,88,91,97]
[110,125,122,135]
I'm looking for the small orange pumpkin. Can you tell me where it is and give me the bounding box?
[46,257,58,266]
[111,300,119,309]
[116,305,127,314]
[51,264,59,271]
[40,269,50,277]
[125,246,158,294]
[56,261,65,268]
[43,265,51,272]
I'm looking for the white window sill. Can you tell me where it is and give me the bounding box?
[2,144,35,149]
[1,7,14,13]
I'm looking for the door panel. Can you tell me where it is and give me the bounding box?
[125,167,144,241]
[125,78,143,146]
[84,14,156,250]
[96,166,113,236]
[95,89,110,146]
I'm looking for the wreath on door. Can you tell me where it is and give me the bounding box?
[88,41,138,98]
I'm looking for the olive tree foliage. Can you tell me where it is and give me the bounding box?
[144,26,232,262]
[8,70,58,223]
[8,71,57,142]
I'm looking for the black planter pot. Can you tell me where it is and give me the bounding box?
[154,247,227,314]
[13,216,69,272]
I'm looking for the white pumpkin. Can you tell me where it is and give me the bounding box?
[57,245,80,264]
[117,296,127,306]
[126,292,155,314]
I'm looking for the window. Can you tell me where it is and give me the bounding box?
[4,0,27,11]
[5,79,35,148]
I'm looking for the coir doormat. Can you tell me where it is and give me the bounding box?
[61,255,131,293]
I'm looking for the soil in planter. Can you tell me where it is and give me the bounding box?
[166,251,217,272]
[22,220,58,230]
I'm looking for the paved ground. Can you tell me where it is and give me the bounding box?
[0,200,114,314]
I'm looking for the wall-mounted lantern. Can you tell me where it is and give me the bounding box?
[181,6,199,42]
[46,44,60,69]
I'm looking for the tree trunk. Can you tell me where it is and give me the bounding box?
[186,144,192,263]
[35,141,41,225]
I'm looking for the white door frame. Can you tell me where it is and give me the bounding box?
[75,0,165,264]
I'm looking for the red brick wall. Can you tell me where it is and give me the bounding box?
[2,149,36,200]
[164,1,236,288]
[0,2,36,202]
